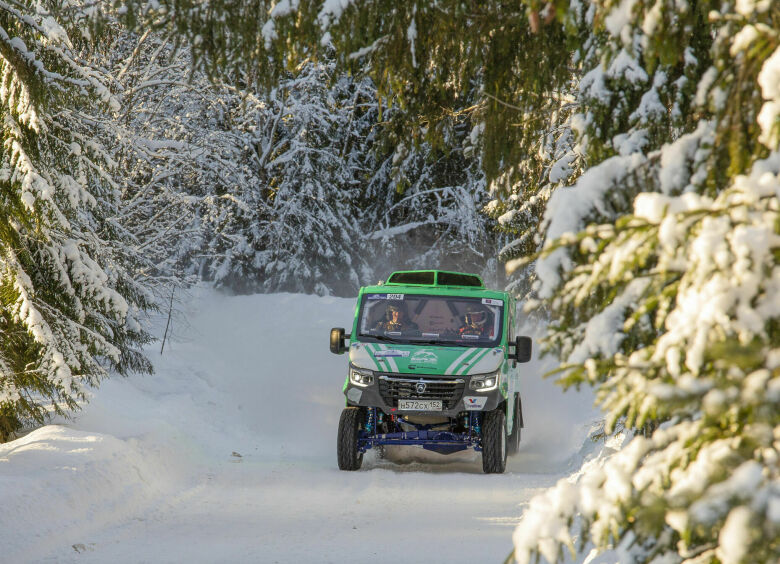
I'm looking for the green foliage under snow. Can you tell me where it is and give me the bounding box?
[0,2,152,439]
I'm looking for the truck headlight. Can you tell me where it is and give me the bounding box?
[469,371,499,391]
[349,366,375,387]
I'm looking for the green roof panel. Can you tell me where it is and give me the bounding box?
[384,270,485,288]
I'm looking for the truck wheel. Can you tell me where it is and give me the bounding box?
[337,407,364,471]
[482,408,507,474]
[507,395,522,456]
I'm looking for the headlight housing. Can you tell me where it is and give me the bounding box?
[469,371,499,391]
[349,365,375,387]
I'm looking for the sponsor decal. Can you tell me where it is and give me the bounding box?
[367,294,385,300]
[386,294,404,300]
[482,298,504,306]
[374,350,410,358]
[373,344,401,371]
[463,396,488,410]
[410,350,439,364]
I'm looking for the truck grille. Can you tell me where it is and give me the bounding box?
[378,374,465,409]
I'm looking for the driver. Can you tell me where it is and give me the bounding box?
[374,304,418,332]
[458,305,492,337]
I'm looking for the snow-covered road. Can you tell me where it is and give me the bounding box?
[1,290,597,563]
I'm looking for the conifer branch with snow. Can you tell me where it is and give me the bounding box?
[508,1,780,562]
[0,2,152,438]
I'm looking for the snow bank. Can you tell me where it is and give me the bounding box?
[0,426,174,562]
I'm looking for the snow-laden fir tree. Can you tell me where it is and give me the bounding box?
[0,2,152,439]
[256,60,375,296]
[507,1,780,562]
[99,29,203,292]
[366,111,498,284]
[102,28,267,293]
[253,61,498,293]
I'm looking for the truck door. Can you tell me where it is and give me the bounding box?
[507,298,520,428]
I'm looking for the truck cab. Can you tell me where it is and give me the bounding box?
[330,270,532,473]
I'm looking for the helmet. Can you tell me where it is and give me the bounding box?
[385,304,401,319]
[464,305,488,326]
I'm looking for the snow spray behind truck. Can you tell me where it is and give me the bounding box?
[330,270,532,473]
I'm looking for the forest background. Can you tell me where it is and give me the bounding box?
[0,1,778,563]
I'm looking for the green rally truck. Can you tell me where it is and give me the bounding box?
[330,270,532,473]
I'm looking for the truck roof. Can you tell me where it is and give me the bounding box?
[360,270,510,300]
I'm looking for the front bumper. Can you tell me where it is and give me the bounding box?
[344,371,504,417]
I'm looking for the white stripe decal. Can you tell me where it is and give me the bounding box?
[458,348,491,375]
[455,348,484,375]
[446,348,476,375]
[364,344,381,371]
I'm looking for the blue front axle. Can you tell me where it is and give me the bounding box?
[357,409,483,454]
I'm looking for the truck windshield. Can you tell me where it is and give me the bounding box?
[357,293,504,347]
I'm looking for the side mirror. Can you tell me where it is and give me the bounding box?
[512,336,532,363]
[330,328,350,355]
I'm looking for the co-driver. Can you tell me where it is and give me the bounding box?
[458,305,492,338]
[374,304,418,332]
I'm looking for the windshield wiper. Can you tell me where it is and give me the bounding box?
[408,339,478,347]
[363,334,403,343]
[407,339,439,345]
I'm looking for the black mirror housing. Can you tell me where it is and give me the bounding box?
[514,336,532,363]
[330,328,350,355]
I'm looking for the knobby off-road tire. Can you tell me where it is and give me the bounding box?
[337,407,364,471]
[482,408,507,474]
[507,395,522,456]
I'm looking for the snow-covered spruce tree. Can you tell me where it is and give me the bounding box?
[366,109,498,283]
[97,29,202,294]
[491,0,713,299]
[0,3,152,439]
[198,87,276,293]
[483,82,581,297]
[102,28,267,294]
[256,60,375,296]
[506,1,780,562]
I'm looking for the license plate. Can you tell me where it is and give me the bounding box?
[398,399,442,411]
